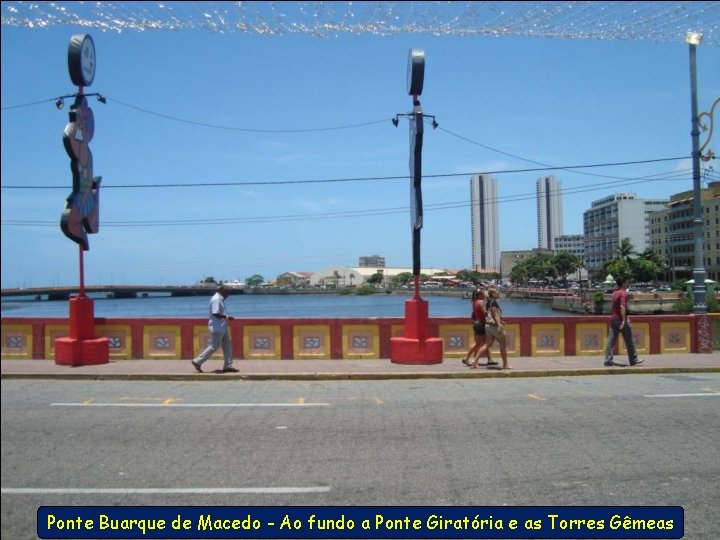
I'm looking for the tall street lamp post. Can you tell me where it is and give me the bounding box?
[686,31,707,314]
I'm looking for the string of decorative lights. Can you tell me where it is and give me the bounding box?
[2,2,718,45]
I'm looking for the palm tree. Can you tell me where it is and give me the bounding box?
[617,237,636,264]
[552,252,581,287]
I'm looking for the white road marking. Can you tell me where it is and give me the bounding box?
[643,393,720,398]
[51,402,329,408]
[1,487,330,494]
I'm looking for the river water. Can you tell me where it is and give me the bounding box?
[1,292,574,319]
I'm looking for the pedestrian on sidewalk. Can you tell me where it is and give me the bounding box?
[462,288,496,367]
[603,276,644,367]
[191,284,238,373]
[471,287,511,370]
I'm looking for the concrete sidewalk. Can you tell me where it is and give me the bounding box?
[2,354,719,381]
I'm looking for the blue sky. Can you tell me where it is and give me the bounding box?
[2,16,719,288]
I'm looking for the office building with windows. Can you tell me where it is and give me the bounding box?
[537,175,563,250]
[359,255,385,268]
[583,193,668,274]
[470,173,500,272]
[649,181,720,281]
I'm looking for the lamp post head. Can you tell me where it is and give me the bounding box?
[685,32,703,46]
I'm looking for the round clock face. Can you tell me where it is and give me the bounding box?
[407,48,425,96]
[68,34,96,87]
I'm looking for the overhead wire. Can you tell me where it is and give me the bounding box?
[1,168,699,228]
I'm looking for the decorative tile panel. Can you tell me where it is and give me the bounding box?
[438,324,471,358]
[243,325,281,359]
[293,325,330,359]
[97,324,132,359]
[143,325,181,359]
[531,323,564,356]
[342,324,379,359]
[575,323,608,355]
[659,322,691,353]
[1,324,33,359]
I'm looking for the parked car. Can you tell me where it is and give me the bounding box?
[651,286,672,292]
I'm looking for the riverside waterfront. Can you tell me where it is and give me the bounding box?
[0,292,573,319]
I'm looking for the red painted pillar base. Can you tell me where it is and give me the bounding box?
[696,314,713,354]
[54,296,109,366]
[390,297,443,364]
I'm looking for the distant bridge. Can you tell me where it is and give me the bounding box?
[0,285,237,301]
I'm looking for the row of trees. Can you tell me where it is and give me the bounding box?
[509,238,672,287]
[202,239,666,291]
[509,251,583,286]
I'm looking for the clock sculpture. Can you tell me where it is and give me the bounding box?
[61,33,101,251]
[55,34,109,367]
[390,49,443,365]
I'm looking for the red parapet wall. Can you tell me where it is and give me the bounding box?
[1,314,718,360]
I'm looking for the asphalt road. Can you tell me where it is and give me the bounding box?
[2,374,719,539]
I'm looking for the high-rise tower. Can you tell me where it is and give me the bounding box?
[536,175,563,250]
[470,174,500,272]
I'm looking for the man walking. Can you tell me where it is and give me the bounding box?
[604,276,644,367]
[191,284,238,373]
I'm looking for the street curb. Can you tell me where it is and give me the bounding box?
[2,367,718,382]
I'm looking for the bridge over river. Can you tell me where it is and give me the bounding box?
[0,285,235,301]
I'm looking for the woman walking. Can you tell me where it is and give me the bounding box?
[471,287,511,370]
[462,289,496,367]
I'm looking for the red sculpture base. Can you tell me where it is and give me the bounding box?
[54,295,109,366]
[55,337,109,366]
[390,297,443,365]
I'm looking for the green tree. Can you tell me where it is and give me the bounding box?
[525,252,556,283]
[245,274,264,287]
[392,272,414,287]
[509,263,529,286]
[629,258,656,283]
[455,269,487,285]
[638,249,669,284]
[552,252,581,287]
[603,259,631,281]
[617,237,636,264]
[367,272,384,285]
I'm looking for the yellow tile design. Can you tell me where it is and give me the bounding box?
[143,325,181,359]
[659,321,691,353]
[243,325,281,360]
[97,324,132,359]
[1,324,33,359]
[531,323,564,356]
[342,324,380,359]
[576,322,608,355]
[438,324,472,358]
[293,324,330,360]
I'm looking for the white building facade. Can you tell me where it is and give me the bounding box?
[583,193,668,274]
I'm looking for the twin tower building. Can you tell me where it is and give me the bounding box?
[470,174,562,272]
